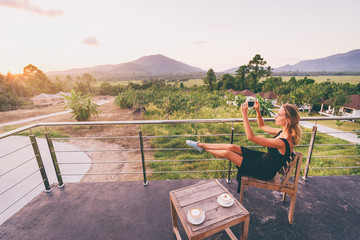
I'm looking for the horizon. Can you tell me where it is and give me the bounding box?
[1,0,360,74]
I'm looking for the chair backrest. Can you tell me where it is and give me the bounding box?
[279,152,302,186]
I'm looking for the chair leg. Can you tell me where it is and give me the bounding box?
[288,195,297,224]
[282,192,286,202]
[240,181,245,203]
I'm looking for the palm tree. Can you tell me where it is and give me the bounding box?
[249,95,275,117]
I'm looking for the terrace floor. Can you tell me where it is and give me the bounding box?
[1,176,360,240]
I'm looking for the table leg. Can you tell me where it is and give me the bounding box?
[241,216,250,240]
[170,199,182,239]
[225,228,238,240]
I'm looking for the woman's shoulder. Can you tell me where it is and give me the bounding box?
[281,137,293,152]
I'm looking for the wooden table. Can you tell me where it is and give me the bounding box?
[169,179,250,240]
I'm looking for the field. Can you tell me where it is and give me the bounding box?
[92,80,144,87]
[91,75,359,89]
[141,104,360,181]
[278,75,360,84]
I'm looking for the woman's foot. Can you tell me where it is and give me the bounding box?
[186,140,203,152]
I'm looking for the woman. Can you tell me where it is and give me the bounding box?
[186,101,301,192]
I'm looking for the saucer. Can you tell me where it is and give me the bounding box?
[187,211,205,225]
[217,195,234,207]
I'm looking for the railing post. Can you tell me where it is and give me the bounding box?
[45,131,64,188]
[226,123,235,183]
[139,126,148,186]
[302,125,318,181]
[30,135,52,192]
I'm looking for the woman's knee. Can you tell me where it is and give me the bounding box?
[229,144,242,153]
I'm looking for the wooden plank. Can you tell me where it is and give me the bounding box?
[189,202,248,232]
[172,180,218,198]
[241,216,250,240]
[225,228,238,240]
[177,186,224,207]
[244,176,282,186]
[173,226,182,240]
[193,214,248,239]
[283,154,300,184]
[170,192,193,239]
[170,196,178,233]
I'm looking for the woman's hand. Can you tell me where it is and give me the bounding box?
[241,102,248,117]
[254,100,260,111]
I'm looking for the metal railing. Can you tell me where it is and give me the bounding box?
[0,116,359,223]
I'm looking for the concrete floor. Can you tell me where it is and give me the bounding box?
[1,176,360,240]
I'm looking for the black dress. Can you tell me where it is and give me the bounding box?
[235,131,291,192]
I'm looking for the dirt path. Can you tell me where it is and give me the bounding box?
[0,97,152,182]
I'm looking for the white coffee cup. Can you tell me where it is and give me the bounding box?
[189,208,202,220]
[220,193,231,204]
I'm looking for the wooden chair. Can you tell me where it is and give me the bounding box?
[239,152,303,224]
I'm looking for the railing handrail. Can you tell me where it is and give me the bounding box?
[1,116,359,139]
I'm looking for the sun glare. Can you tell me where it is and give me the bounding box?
[0,65,23,75]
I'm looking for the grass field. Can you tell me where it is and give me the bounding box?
[141,104,359,181]
[310,119,360,132]
[91,75,359,89]
[92,80,144,87]
[279,75,360,84]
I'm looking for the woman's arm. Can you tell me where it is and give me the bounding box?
[254,101,281,136]
[242,102,285,149]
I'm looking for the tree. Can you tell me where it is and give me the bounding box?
[246,54,272,92]
[261,76,283,92]
[235,54,272,92]
[217,74,235,90]
[154,90,188,119]
[329,89,350,114]
[299,84,322,115]
[23,64,56,94]
[235,65,248,90]
[335,120,343,128]
[234,94,246,110]
[203,68,217,90]
[249,95,275,117]
[81,73,96,93]
[64,89,100,121]
[207,91,226,118]
[114,89,135,109]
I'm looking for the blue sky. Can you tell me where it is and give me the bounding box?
[0,0,359,74]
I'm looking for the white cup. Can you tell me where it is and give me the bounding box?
[220,193,231,204]
[189,208,203,220]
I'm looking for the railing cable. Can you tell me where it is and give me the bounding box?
[0,168,41,196]
[0,143,31,159]
[0,156,36,178]
[0,180,45,215]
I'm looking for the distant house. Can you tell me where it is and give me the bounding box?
[319,94,360,117]
[299,104,311,112]
[30,92,71,106]
[56,92,71,98]
[259,91,277,106]
[225,89,278,106]
[339,94,360,117]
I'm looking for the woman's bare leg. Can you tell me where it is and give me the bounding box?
[205,149,243,167]
[197,143,242,155]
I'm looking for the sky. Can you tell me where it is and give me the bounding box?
[1,0,360,74]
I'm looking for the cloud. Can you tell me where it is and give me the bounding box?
[194,41,210,44]
[82,36,99,46]
[0,0,63,17]
[211,24,232,29]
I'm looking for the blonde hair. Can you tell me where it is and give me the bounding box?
[282,104,301,145]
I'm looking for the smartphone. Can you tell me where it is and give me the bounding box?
[248,101,254,107]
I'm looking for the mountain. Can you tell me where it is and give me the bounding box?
[47,54,205,77]
[222,67,238,74]
[274,49,360,72]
